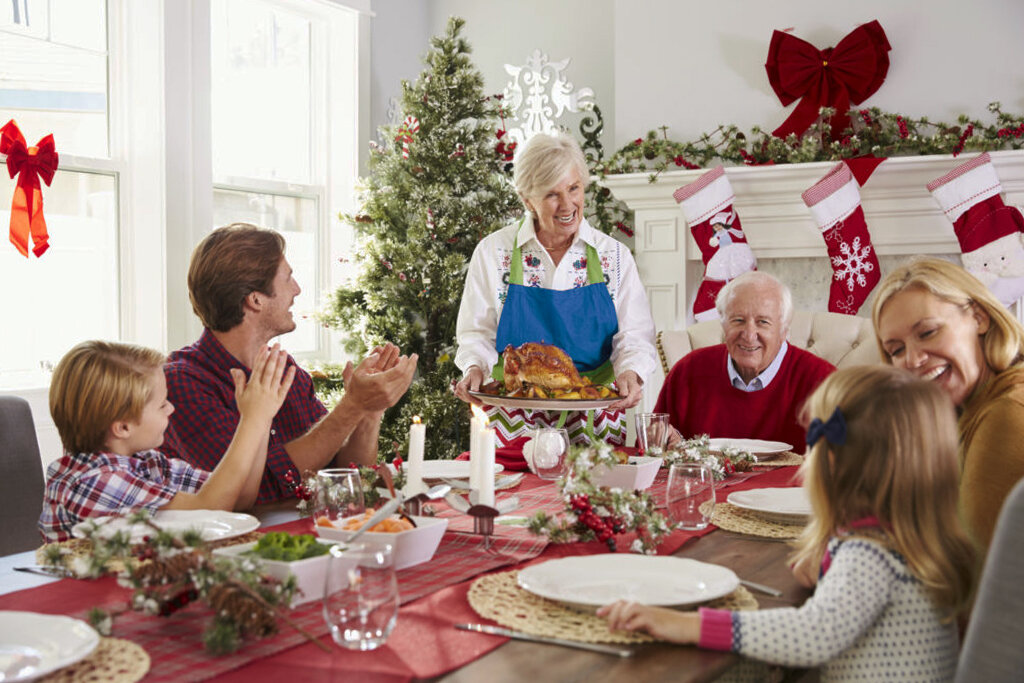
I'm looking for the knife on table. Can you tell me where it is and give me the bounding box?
[456,623,635,658]
[14,565,72,578]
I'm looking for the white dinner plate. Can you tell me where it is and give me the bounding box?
[71,509,260,544]
[517,555,739,610]
[468,391,616,411]
[708,438,793,461]
[419,460,504,480]
[0,611,100,681]
[727,487,812,524]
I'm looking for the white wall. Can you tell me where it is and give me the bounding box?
[613,0,1024,148]
[370,0,615,148]
[369,0,1024,154]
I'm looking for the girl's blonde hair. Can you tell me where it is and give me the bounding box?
[50,341,165,454]
[872,257,1024,371]
[792,365,976,616]
[512,132,589,207]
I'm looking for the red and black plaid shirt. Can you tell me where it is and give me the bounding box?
[163,329,327,503]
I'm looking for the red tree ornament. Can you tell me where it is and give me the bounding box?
[765,20,891,141]
[1,120,59,257]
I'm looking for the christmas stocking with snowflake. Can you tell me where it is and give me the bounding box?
[673,166,757,321]
[927,152,1024,306]
[801,162,880,314]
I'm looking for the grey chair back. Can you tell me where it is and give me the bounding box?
[0,396,45,554]
[955,477,1024,682]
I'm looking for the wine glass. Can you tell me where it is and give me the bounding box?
[312,468,365,527]
[525,427,569,480]
[666,462,716,530]
[635,412,670,455]
[322,542,399,650]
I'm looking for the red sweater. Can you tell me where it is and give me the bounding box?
[654,344,835,453]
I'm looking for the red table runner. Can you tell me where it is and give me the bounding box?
[0,467,801,682]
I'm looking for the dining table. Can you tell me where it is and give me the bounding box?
[0,461,814,683]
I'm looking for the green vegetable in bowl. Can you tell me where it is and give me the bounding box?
[247,532,330,561]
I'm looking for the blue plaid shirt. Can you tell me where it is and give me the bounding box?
[163,329,327,503]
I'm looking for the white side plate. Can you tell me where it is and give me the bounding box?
[727,487,812,524]
[71,509,260,544]
[708,438,793,461]
[0,611,100,681]
[419,460,504,480]
[517,555,739,609]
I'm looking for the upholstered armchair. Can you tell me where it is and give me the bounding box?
[650,311,881,407]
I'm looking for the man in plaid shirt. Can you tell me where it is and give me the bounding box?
[164,223,417,503]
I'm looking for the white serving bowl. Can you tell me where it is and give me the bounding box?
[213,538,347,606]
[590,455,662,491]
[314,514,448,570]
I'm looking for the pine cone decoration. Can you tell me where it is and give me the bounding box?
[206,583,278,637]
[130,550,204,586]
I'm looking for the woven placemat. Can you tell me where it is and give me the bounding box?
[701,501,805,539]
[467,569,757,644]
[36,531,265,575]
[754,452,803,468]
[40,637,149,683]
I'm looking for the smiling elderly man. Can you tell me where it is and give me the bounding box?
[655,271,835,452]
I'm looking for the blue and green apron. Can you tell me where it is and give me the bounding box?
[487,219,626,446]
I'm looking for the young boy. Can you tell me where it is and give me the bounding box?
[39,340,294,542]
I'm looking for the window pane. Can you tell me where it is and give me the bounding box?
[0,169,118,387]
[0,0,109,158]
[212,188,319,354]
[211,0,312,184]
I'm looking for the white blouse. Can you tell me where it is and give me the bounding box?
[454,216,657,382]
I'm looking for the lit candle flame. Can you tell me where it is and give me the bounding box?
[412,415,421,424]
[470,403,487,422]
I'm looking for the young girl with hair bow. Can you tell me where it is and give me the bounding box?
[599,365,976,681]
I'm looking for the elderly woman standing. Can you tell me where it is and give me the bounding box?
[453,133,656,446]
[873,257,1024,549]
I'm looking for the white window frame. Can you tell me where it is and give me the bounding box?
[161,0,370,358]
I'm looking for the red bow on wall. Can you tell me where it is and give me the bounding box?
[765,20,891,141]
[1,119,59,257]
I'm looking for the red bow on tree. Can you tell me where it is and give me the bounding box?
[1,120,59,257]
[765,20,891,141]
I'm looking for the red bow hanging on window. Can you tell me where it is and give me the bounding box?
[1,120,59,257]
[765,20,891,141]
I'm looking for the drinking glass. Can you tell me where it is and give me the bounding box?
[666,462,716,530]
[322,542,399,650]
[635,412,670,455]
[312,468,365,526]
[525,427,569,480]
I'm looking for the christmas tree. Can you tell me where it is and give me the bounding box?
[321,17,521,461]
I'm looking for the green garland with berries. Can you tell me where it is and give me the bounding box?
[526,440,673,553]
[581,102,1024,238]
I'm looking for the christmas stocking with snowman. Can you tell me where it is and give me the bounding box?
[927,152,1024,306]
[802,162,880,314]
[673,166,757,321]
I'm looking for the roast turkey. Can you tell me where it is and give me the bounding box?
[502,342,586,394]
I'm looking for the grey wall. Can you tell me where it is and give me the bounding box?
[369,0,1024,161]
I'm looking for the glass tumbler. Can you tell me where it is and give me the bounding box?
[323,542,399,650]
[635,412,670,455]
[312,468,365,527]
[666,462,716,530]
[526,427,569,480]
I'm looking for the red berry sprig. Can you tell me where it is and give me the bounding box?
[569,494,619,551]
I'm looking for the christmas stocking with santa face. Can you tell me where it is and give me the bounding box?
[927,152,1024,306]
[802,162,881,314]
[673,166,757,321]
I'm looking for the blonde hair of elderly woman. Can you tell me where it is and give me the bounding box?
[793,365,976,616]
[512,132,589,205]
[871,257,1024,371]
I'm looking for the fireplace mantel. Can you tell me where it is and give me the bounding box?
[601,150,1024,333]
